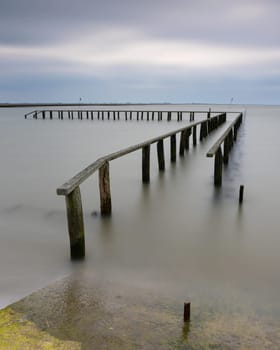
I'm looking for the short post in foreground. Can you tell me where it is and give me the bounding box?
[65,187,85,259]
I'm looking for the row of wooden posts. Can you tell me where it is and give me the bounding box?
[207,113,243,186]
[57,113,227,259]
[25,109,213,122]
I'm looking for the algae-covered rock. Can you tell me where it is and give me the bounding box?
[0,307,80,350]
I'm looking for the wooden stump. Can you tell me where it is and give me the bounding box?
[99,162,112,216]
[170,134,176,163]
[142,145,150,183]
[65,187,85,259]
[192,125,197,146]
[214,147,223,186]
[157,139,165,171]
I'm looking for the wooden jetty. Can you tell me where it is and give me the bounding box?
[206,113,243,186]
[24,108,235,122]
[56,113,229,259]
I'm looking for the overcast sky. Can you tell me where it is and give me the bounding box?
[1,0,280,104]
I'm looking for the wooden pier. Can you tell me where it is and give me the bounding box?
[56,112,229,259]
[206,113,243,186]
[24,108,235,122]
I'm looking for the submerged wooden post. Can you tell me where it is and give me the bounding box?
[185,129,190,150]
[192,125,197,146]
[184,301,191,322]
[239,185,244,204]
[99,161,112,216]
[214,147,223,187]
[157,139,165,171]
[170,134,176,163]
[179,131,185,156]
[142,145,150,183]
[223,136,229,164]
[65,187,85,259]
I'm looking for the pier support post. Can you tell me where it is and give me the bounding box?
[192,125,197,146]
[65,187,85,259]
[170,134,176,163]
[185,129,190,150]
[99,161,112,216]
[142,145,150,183]
[223,136,229,164]
[157,139,165,171]
[179,131,186,156]
[214,147,223,187]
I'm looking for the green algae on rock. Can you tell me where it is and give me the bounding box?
[0,307,80,350]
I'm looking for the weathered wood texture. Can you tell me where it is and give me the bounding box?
[214,147,223,187]
[65,187,85,259]
[142,145,150,183]
[99,162,112,216]
[157,139,165,171]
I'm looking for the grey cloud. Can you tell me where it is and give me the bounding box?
[1,0,280,47]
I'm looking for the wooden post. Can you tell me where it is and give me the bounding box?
[239,185,244,204]
[141,111,144,121]
[99,161,112,216]
[223,136,229,164]
[142,145,150,183]
[130,111,132,120]
[42,111,45,119]
[50,111,53,120]
[192,125,197,146]
[170,134,176,163]
[152,111,154,121]
[125,111,128,121]
[65,187,85,259]
[214,147,223,187]
[179,131,185,156]
[137,111,139,121]
[157,139,165,171]
[185,129,190,150]
[184,302,191,322]
[177,112,180,121]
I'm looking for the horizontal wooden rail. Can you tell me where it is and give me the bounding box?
[206,113,243,186]
[57,112,238,259]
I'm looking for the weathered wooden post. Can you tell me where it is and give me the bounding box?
[170,134,176,163]
[179,131,186,156]
[99,161,112,216]
[184,301,191,322]
[125,111,128,121]
[141,111,144,121]
[142,145,150,183]
[130,111,132,120]
[152,111,154,121]
[113,111,116,120]
[137,111,139,121]
[185,129,190,150]
[50,111,53,120]
[102,111,104,120]
[223,136,229,164]
[42,111,45,119]
[192,125,197,146]
[214,147,223,186]
[65,187,85,259]
[239,185,244,204]
[177,112,180,121]
[157,139,165,171]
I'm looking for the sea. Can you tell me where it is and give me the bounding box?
[1,104,280,346]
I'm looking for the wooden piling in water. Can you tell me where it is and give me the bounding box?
[65,187,85,259]
[192,125,197,146]
[185,129,190,150]
[179,131,186,156]
[239,185,244,204]
[170,134,176,163]
[184,302,191,322]
[99,161,112,216]
[157,139,165,171]
[223,136,229,164]
[214,147,223,187]
[142,145,150,183]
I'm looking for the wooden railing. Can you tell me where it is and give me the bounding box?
[206,113,243,186]
[24,108,240,122]
[57,113,229,259]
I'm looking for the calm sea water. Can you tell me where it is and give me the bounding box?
[1,104,280,342]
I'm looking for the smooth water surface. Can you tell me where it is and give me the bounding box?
[0,104,279,347]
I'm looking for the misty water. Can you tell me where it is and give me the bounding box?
[1,104,280,346]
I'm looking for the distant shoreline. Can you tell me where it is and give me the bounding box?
[0,102,279,108]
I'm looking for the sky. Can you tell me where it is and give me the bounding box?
[1,0,280,104]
